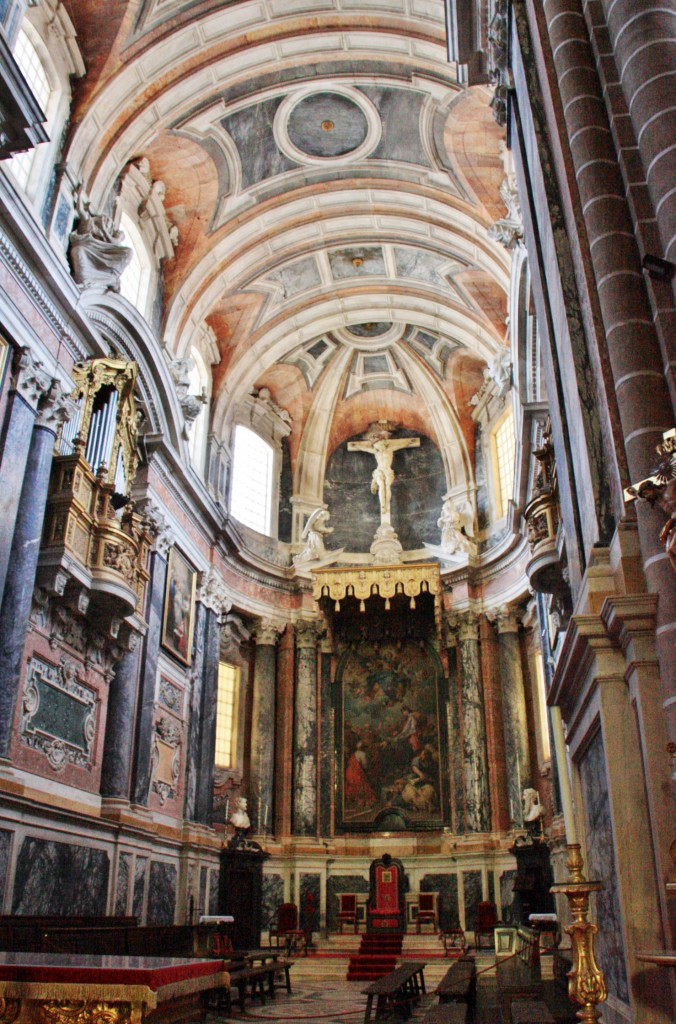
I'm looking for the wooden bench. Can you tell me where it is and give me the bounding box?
[361,961,427,1023]
[496,928,542,1023]
[224,962,277,1011]
[435,958,476,1005]
[511,999,554,1024]
[420,1005,468,1024]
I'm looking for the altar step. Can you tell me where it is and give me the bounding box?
[346,932,404,980]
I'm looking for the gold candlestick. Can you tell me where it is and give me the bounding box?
[551,844,608,1024]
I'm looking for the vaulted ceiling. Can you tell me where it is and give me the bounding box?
[63,0,508,494]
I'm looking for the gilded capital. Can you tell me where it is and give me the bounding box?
[253,619,283,646]
[12,347,51,410]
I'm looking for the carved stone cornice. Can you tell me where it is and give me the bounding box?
[35,379,78,433]
[253,619,283,647]
[134,497,174,557]
[11,347,51,410]
[197,567,232,619]
[294,618,319,649]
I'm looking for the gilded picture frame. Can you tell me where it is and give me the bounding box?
[161,547,197,665]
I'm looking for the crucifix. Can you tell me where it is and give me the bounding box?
[348,423,420,526]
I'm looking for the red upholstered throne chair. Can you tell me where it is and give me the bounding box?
[337,893,358,934]
[269,903,306,953]
[416,891,438,933]
[366,854,405,933]
[475,900,498,949]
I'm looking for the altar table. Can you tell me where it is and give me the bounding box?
[0,952,229,1024]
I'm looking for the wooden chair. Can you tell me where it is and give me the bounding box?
[269,903,306,955]
[475,900,498,949]
[416,892,438,933]
[440,928,467,959]
[337,893,358,934]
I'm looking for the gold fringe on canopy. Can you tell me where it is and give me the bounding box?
[312,563,440,611]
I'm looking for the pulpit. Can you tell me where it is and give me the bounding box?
[366,854,406,933]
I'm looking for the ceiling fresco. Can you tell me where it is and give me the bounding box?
[62,0,508,498]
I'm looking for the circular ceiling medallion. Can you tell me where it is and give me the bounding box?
[347,322,392,337]
[334,322,406,349]
[276,86,381,166]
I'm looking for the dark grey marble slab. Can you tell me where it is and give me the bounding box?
[327,875,369,932]
[12,838,109,915]
[0,829,11,908]
[114,852,132,916]
[462,870,482,931]
[261,873,284,932]
[579,729,630,1003]
[198,864,208,919]
[133,856,147,920]
[421,873,459,931]
[299,873,320,932]
[147,860,176,926]
[500,869,517,925]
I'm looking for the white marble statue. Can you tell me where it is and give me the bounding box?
[69,195,132,290]
[293,507,334,565]
[437,497,473,555]
[523,787,544,823]
[229,796,251,830]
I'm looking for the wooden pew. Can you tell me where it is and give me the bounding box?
[496,927,543,1022]
[420,1006,468,1024]
[511,999,555,1024]
[434,958,476,1005]
[361,961,427,1023]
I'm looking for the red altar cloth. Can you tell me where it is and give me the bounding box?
[0,953,224,990]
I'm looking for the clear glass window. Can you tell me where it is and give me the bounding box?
[119,212,151,313]
[8,29,52,190]
[215,662,239,769]
[494,409,516,519]
[230,425,273,535]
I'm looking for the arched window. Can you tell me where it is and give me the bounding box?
[492,407,516,520]
[8,28,53,192]
[230,425,274,535]
[119,212,152,314]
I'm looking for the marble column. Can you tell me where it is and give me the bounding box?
[494,607,531,827]
[444,621,466,834]
[0,348,51,606]
[457,612,491,833]
[0,381,75,758]
[100,636,142,798]
[292,619,319,836]
[250,620,281,835]
[319,634,333,837]
[131,549,168,805]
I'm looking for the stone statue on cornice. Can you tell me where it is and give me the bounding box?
[69,193,132,291]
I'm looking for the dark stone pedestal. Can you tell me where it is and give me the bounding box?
[509,836,555,925]
[219,847,269,950]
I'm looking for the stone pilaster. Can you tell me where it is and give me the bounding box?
[0,349,52,605]
[457,612,491,833]
[0,380,76,758]
[492,606,531,826]
[100,633,143,799]
[443,618,466,834]
[319,631,333,837]
[293,619,319,836]
[131,550,167,805]
[250,619,282,834]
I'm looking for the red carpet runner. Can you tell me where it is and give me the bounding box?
[346,933,403,981]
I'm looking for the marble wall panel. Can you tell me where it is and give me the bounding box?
[359,87,430,166]
[208,868,219,916]
[114,852,132,916]
[420,873,459,931]
[578,729,630,1004]
[0,829,11,909]
[299,874,321,933]
[262,873,284,932]
[462,870,482,931]
[222,98,295,190]
[12,838,109,915]
[198,864,208,919]
[487,871,495,906]
[327,875,369,932]
[147,861,177,926]
[133,856,147,919]
[500,869,517,925]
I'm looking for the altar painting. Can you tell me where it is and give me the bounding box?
[340,640,443,826]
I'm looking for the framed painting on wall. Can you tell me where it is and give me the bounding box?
[161,547,197,665]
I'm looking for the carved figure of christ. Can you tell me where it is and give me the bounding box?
[347,435,420,521]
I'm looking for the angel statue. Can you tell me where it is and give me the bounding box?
[437,497,474,556]
[523,787,544,833]
[293,507,333,566]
